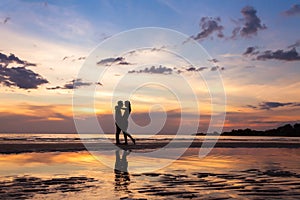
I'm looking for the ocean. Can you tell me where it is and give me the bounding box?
[1,133,300,144]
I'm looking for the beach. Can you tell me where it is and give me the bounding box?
[1,140,300,154]
[0,134,300,199]
[0,148,300,199]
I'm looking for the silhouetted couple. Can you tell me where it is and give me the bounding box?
[115,100,135,145]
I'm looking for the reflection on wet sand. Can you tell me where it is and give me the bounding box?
[114,150,131,193]
[0,148,300,199]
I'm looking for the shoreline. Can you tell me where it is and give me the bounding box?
[1,141,300,154]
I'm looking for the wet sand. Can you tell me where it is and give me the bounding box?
[2,169,300,199]
[0,149,300,199]
[1,140,300,154]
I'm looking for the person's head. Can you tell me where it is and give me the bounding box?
[117,101,123,107]
[124,100,130,107]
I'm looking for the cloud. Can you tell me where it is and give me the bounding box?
[128,65,223,75]
[64,79,92,89]
[0,52,36,67]
[0,111,76,133]
[46,86,61,90]
[118,61,131,65]
[243,46,259,55]
[186,66,208,72]
[282,4,300,16]
[97,57,132,66]
[257,48,300,61]
[287,40,300,48]
[0,65,48,89]
[0,52,47,89]
[128,65,173,74]
[127,46,167,56]
[3,17,10,24]
[47,79,92,90]
[208,58,219,63]
[77,56,85,60]
[259,102,293,110]
[247,101,300,110]
[211,66,225,71]
[246,105,257,109]
[62,56,69,61]
[62,56,86,62]
[192,17,224,41]
[243,43,300,61]
[232,6,266,38]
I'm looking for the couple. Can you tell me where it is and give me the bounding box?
[115,100,135,145]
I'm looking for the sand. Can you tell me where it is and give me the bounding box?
[1,140,300,154]
[1,147,300,199]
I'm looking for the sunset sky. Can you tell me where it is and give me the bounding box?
[0,0,300,133]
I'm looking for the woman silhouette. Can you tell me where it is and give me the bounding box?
[122,100,135,145]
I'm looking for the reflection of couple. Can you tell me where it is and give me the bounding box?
[115,100,135,145]
[114,150,130,192]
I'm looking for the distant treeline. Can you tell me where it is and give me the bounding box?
[221,123,300,137]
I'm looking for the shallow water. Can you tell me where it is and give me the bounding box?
[0,148,300,199]
[1,133,300,144]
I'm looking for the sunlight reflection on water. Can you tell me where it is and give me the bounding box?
[0,148,300,199]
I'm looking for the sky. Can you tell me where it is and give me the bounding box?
[0,0,300,133]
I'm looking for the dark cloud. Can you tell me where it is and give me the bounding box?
[97,57,131,66]
[64,79,92,89]
[282,4,300,16]
[118,61,131,65]
[128,65,173,74]
[62,56,86,62]
[243,46,259,55]
[47,79,92,90]
[0,52,47,89]
[77,56,85,60]
[46,86,61,90]
[186,67,208,72]
[0,65,48,89]
[257,48,300,61]
[287,40,300,49]
[186,67,196,72]
[240,6,267,36]
[244,42,300,61]
[232,6,266,38]
[62,56,69,61]
[246,105,257,109]
[247,101,300,110]
[192,17,224,41]
[0,52,36,67]
[211,66,225,71]
[208,58,219,63]
[128,65,222,75]
[3,17,10,24]
[259,102,294,110]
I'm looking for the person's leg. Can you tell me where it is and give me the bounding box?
[122,121,128,144]
[123,131,128,144]
[115,123,121,144]
[124,132,135,144]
